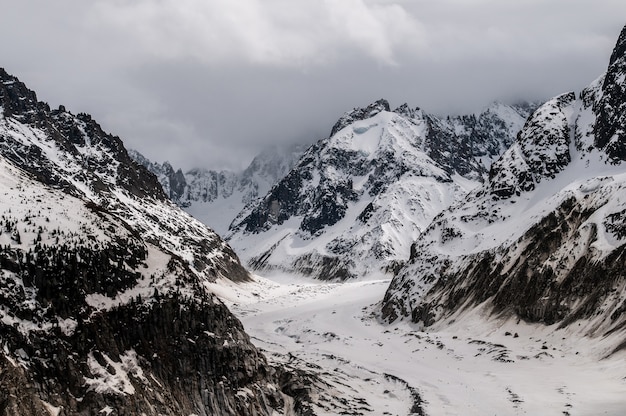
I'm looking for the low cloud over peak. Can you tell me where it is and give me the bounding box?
[1,1,625,170]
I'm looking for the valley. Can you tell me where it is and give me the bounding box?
[210,273,626,415]
[2,20,626,416]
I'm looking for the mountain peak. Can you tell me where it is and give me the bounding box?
[0,67,45,121]
[226,99,533,280]
[594,24,626,162]
[393,103,422,119]
[329,98,390,136]
[609,24,626,66]
[381,26,626,345]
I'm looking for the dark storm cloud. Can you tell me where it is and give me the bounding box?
[1,0,625,170]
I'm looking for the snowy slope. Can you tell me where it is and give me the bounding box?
[215,273,626,416]
[0,68,312,415]
[382,25,626,350]
[0,99,247,284]
[227,99,533,280]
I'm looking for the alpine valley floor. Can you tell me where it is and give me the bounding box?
[207,274,626,416]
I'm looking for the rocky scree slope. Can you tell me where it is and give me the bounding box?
[227,99,534,280]
[0,68,315,415]
[382,25,626,354]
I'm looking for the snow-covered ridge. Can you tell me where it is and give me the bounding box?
[0,111,248,286]
[226,99,535,280]
[382,25,626,350]
[0,67,252,329]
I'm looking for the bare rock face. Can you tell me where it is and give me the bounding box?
[0,291,287,416]
[0,68,313,415]
[382,25,626,351]
[594,24,626,162]
[488,93,575,198]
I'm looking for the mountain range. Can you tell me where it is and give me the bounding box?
[138,24,626,353]
[1,21,625,416]
[137,100,536,280]
[129,143,307,235]
[226,100,536,280]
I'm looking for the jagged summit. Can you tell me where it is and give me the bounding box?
[329,98,391,136]
[127,149,188,202]
[594,24,626,162]
[0,68,41,120]
[130,143,307,235]
[487,92,576,197]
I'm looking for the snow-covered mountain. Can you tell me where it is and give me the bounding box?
[226,99,535,280]
[381,25,626,349]
[0,68,313,415]
[130,143,307,235]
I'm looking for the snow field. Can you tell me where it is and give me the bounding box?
[213,273,626,416]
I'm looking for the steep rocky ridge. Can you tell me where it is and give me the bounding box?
[0,68,314,415]
[381,26,626,351]
[226,100,535,280]
[594,24,626,162]
[127,151,188,203]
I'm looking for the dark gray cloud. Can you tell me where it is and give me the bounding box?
[1,0,625,170]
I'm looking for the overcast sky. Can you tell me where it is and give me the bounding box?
[1,1,625,171]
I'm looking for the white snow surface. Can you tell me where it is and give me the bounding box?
[218,273,626,416]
